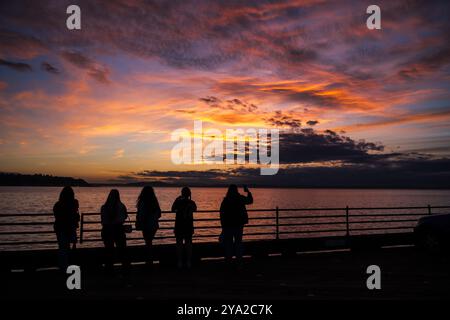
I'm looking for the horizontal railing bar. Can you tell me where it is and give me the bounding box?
[0,222,53,226]
[80,232,278,243]
[349,206,449,210]
[81,209,277,216]
[4,205,448,218]
[349,213,427,217]
[81,218,218,224]
[162,218,216,222]
[0,240,57,246]
[83,219,217,224]
[0,230,55,235]
[0,210,263,217]
[81,217,275,224]
[278,221,346,227]
[239,232,277,236]
[249,216,275,220]
[0,213,54,217]
[350,226,413,231]
[276,208,346,212]
[81,236,212,242]
[279,215,345,219]
[349,219,417,224]
[280,229,347,234]
[79,216,345,225]
[95,221,435,233]
[82,221,114,225]
[276,206,449,211]
[0,213,428,226]
[0,219,423,231]
[278,220,417,227]
[82,224,277,233]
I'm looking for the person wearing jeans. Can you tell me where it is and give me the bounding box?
[223,226,244,261]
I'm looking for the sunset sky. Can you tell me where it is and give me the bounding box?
[0,0,449,186]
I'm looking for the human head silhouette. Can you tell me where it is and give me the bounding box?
[226,184,239,197]
[59,186,75,203]
[105,189,120,206]
[181,186,191,199]
[137,185,157,207]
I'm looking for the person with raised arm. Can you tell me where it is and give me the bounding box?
[220,184,253,266]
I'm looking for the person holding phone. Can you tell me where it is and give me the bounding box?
[219,184,253,266]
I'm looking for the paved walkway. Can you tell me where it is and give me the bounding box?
[2,246,449,300]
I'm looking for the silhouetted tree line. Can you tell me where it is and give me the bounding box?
[0,173,89,186]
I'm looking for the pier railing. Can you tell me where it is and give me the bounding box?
[0,205,449,248]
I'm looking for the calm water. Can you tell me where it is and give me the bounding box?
[1,186,450,250]
[1,186,450,213]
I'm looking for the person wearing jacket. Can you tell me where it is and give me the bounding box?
[219,184,253,264]
[171,187,197,269]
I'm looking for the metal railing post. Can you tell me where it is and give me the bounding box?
[428,204,432,215]
[345,206,350,237]
[79,213,84,244]
[276,206,279,240]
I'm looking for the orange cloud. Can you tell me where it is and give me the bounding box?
[335,109,450,132]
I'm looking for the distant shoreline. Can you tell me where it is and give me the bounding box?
[2,172,450,189]
[0,172,89,187]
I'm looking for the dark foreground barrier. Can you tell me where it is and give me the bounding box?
[0,232,415,271]
[1,204,448,271]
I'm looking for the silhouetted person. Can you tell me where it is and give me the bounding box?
[220,184,253,265]
[101,189,129,274]
[171,187,197,269]
[136,186,161,267]
[53,186,80,271]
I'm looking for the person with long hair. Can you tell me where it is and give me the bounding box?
[101,189,129,274]
[220,184,253,265]
[171,187,197,269]
[136,186,161,267]
[53,186,80,271]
